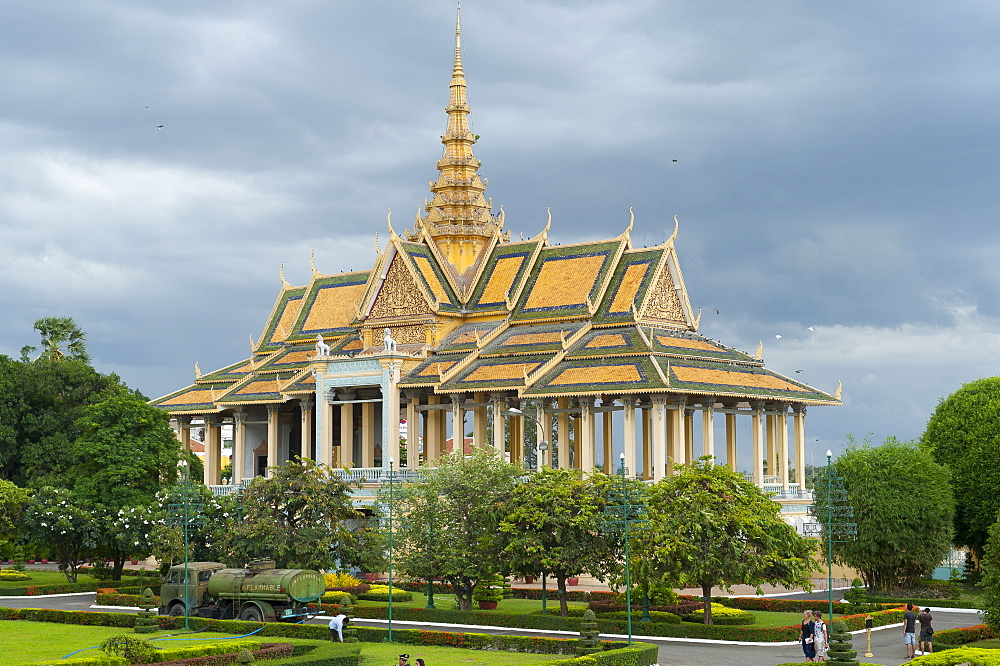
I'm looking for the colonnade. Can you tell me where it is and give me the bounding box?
[174,391,809,496]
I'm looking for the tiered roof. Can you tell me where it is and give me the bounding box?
[152,8,839,416]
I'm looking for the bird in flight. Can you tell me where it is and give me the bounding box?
[714,308,720,315]
[774,334,782,340]
[154,125,164,129]
[795,369,803,374]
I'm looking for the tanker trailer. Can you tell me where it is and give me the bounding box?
[159,560,324,622]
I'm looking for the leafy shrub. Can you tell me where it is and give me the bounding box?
[324,572,363,589]
[589,599,701,616]
[684,604,755,625]
[357,585,413,602]
[321,591,357,604]
[100,634,158,663]
[0,569,31,581]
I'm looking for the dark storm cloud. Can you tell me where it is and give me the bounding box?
[2,0,998,453]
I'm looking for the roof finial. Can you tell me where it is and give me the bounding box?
[454,1,463,76]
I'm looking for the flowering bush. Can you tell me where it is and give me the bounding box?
[324,572,363,589]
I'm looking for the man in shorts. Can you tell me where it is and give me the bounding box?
[903,603,917,658]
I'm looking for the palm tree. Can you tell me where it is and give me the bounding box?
[20,316,90,363]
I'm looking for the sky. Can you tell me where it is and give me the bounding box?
[2,0,999,459]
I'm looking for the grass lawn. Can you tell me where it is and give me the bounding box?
[3,621,566,665]
[2,621,252,664]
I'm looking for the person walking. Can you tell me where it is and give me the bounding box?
[903,603,917,659]
[800,609,816,662]
[918,608,934,656]
[812,610,828,662]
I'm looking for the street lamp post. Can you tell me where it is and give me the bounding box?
[805,450,856,624]
[601,453,648,646]
[506,407,547,469]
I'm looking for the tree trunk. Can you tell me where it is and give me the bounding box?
[557,574,569,616]
[701,583,713,625]
[453,581,473,611]
[112,556,126,581]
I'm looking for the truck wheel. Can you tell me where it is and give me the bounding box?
[239,606,263,622]
[168,603,186,617]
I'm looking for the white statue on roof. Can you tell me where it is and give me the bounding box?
[315,334,331,357]
[383,328,398,353]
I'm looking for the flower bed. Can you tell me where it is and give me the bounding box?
[391,579,617,603]
[931,623,997,651]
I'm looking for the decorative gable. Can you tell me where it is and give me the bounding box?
[367,253,435,321]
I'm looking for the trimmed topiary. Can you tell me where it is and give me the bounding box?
[575,609,602,656]
[826,619,860,666]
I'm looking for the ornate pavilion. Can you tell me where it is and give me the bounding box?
[152,9,839,507]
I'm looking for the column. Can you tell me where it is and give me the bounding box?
[579,398,596,472]
[572,406,582,470]
[232,411,247,484]
[361,402,376,467]
[204,416,222,485]
[641,405,652,480]
[491,397,506,454]
[684,408,695,464]
[300,399,314,462]
[509,402,523,468]
[176,416,192,451]
[601,399,614,474]
[557,397,570,469]
[765,413,776,479]
[537,402,551,468]
[623,399,636,477]
[702,403,715,460]
[725,411,737,472]
[473,392,487,447]
[777,405,790,493]
[426,395,442,462]
[266,405,280,477]
[339,396,355,468]
[651,398,669,481]
[751,402,765,486]
[383,367,402,470]
[405,392,419,470]
[671,398,688,469]
[794,405,807,491]
[450,396,464,454]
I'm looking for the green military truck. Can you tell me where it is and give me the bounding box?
[158,560,324,622]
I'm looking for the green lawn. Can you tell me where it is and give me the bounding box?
[3,621,565,665]
[2,622,251,664]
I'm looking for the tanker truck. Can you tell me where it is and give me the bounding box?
[158,560,324,622]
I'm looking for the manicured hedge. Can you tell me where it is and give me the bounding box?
[907,648,1000,665]
[677,595,902,614]
[931,623,997,651]
[391,579,617,603]
[0,580,159,597]
[26,641,270,666]
[589,600,701,616]
[0,606,652,664]
[864,596,985,610]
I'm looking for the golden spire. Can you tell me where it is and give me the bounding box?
[421,2,500,275]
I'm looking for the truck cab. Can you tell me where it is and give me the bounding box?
[158,562,226,617]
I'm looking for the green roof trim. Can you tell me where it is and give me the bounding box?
[466,239,543,312]
[480,321,587,356]
[437,352,556,392]
[285,271,370,341]
[593,248,664,324]
[511,240,622,322]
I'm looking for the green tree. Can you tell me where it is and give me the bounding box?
[68,389,184,508]
[216,457,378,570]
[92,503,160,581]
[21,487,99,582]
[396,445,523,611]
[0,479,27,540]
[921,377,1000,562]
[0,354,122,486]
[499,467,614,615]
[20,316,90,363]
[642,457,816,624]
[832,436,954,591]
[980,515,1000,633]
